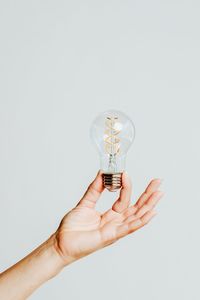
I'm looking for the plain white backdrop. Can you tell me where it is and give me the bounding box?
[0,1,199,299]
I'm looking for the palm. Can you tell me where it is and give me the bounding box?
[56,206,118,260]
[55,172,162,263]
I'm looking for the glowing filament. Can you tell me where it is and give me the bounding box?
[104,116,121,156]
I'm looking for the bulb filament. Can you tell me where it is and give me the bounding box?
[104,116,121,172]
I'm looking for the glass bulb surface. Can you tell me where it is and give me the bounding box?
[90,109,135,175]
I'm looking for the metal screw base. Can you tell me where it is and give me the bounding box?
[103,173,122,192]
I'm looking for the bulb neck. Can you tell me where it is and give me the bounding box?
[100,154,126,173]
[103,172,122,192]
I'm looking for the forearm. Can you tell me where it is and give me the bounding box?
[0,234,67,300]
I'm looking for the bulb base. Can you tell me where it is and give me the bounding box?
[103,173,122,192]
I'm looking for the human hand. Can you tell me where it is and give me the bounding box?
[54,171,163,265]
[0,171,163,300]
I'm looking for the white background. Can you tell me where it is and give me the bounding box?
[0,1,199,299]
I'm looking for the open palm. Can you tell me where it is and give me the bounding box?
[55,172,163,264]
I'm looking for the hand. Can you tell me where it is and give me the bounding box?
[54,171,163,265]
[0,171,163,300]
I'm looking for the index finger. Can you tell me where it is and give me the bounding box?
[112,172,132,213]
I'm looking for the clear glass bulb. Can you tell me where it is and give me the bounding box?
[90,109,135,191]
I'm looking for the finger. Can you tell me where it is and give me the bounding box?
[100,208,123,227]
[135,191,163,218]
[116,210,157,239]
[77,170,104,208]
[123,191,162,223]
[135,178,162,209]
[122,205,138,219]
[112,172,132,213]
[122,179,162,219]
[123,189,163,221]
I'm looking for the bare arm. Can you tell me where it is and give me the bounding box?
[0,235,66,300]
[0,172,163,300]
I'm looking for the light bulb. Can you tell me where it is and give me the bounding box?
[90,109,135,192]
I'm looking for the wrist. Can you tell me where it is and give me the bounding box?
[0,234,71,300]
[41,234,65,278]
[50,232,76,269]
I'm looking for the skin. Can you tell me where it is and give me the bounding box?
[0,171,163,300]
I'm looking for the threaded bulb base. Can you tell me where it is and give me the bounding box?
[103,173,122,192]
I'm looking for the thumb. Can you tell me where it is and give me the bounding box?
[77,170,104,208]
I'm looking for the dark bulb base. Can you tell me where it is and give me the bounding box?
[103,173,122,192]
